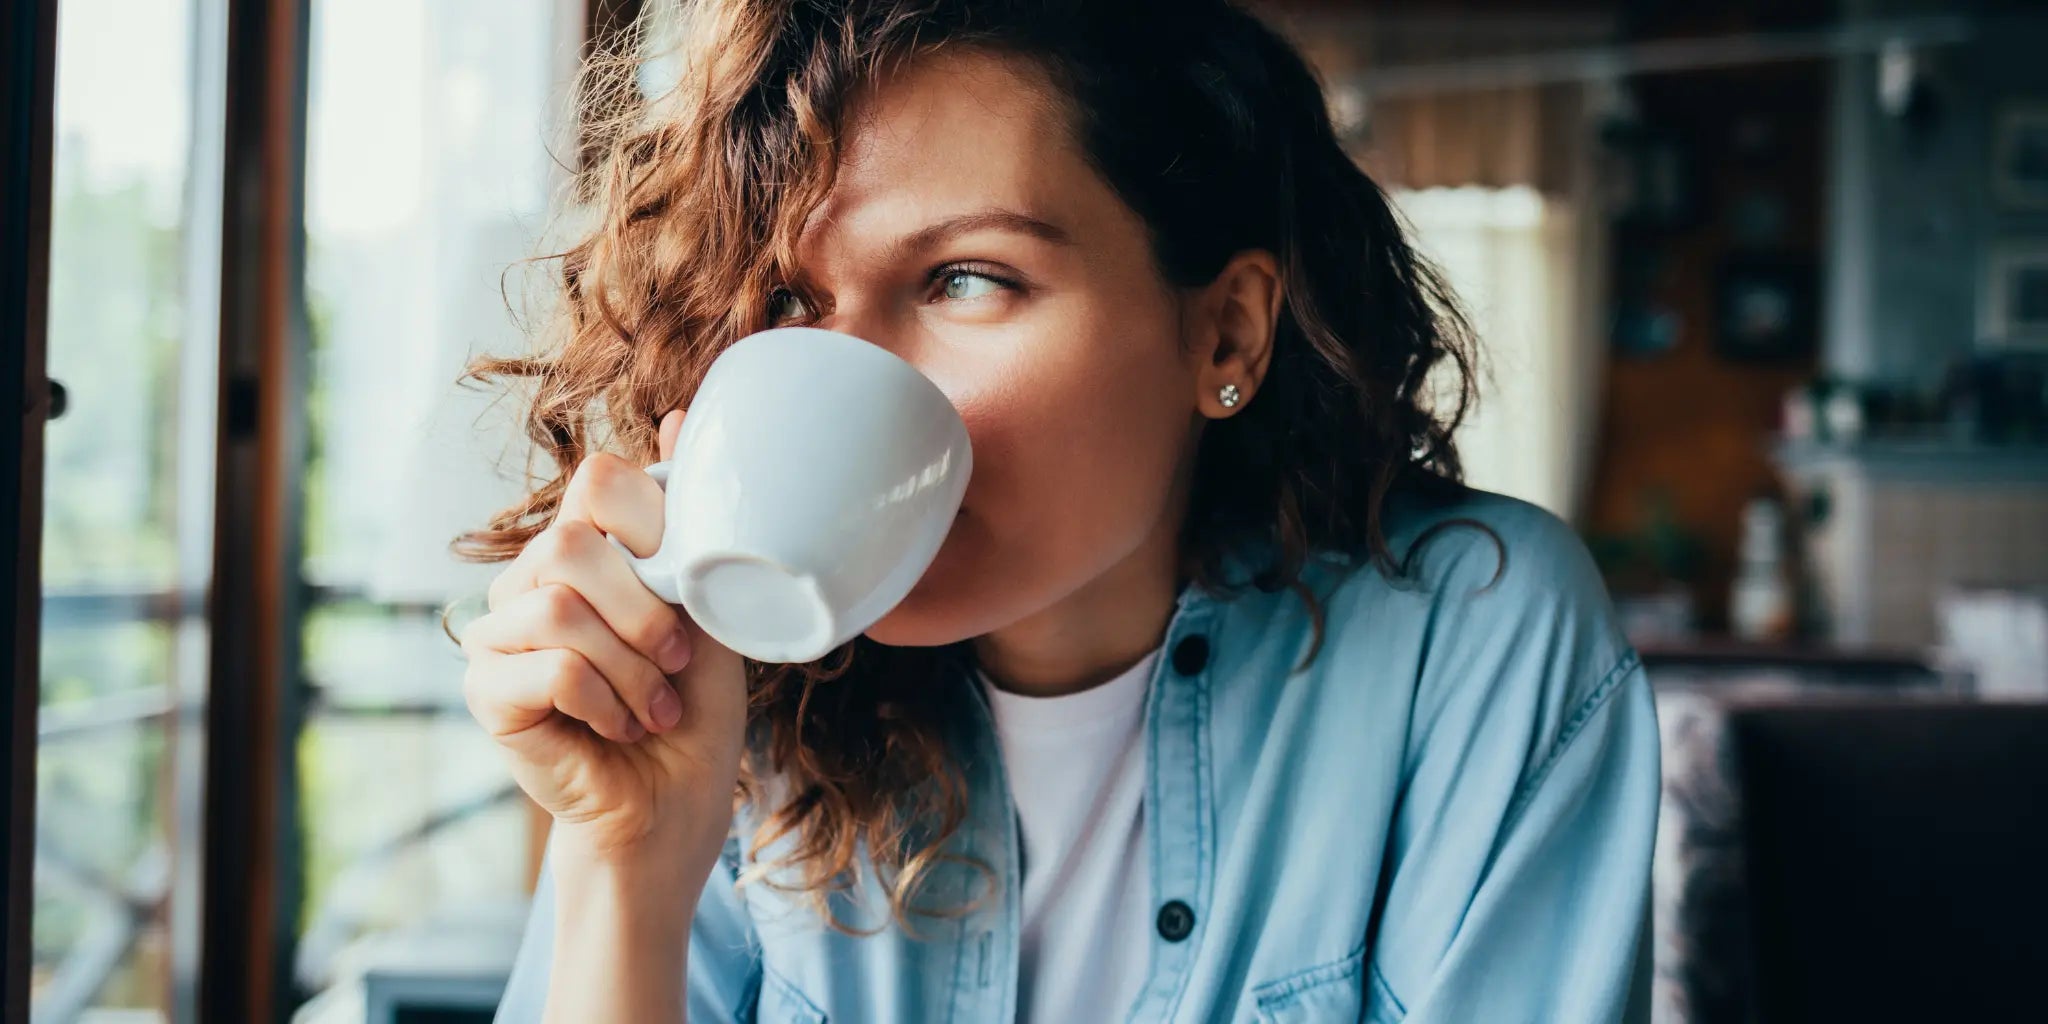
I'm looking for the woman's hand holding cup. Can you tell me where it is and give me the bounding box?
[460,324,970,900]
[460,410,748,876]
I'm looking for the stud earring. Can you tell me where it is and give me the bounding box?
[1218,383,1242,409]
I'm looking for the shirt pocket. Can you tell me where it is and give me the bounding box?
[1250,947,1372,1023]
[756,965,827,1024]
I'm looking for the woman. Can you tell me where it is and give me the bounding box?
[464,0,1659,1020]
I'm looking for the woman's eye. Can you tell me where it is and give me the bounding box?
[938,271,1003,301]
[768,288,809,323]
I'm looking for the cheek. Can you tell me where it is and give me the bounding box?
[873,373,1185,644]
[873,282,1196,641]
[954,292,1193,470]
[953,334,1193,546]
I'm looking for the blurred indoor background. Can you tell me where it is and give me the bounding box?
[5,0,2046,1022]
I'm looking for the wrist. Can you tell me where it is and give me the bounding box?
[545,825,712,1024]
[550,811,730,899]
[548,825,719,965]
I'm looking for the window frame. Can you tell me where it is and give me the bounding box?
[2,0,59,1018]
[198,0,311,1019]
[9,1,621,1018]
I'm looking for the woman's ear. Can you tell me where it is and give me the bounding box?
[1189,250,1282,419]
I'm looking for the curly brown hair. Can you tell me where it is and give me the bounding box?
[457,0,1479,928]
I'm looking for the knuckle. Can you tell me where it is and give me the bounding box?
[551,518,603,559]
[570,452,628,496]
[543,648,591,698]
[628,609,678,659]
[527,522,574,563]
[532,583,585,631]
[517,530,562,571]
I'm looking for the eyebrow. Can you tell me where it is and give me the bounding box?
[885,208,1075,265]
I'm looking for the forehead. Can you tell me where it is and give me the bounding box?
[800,51,1096,246]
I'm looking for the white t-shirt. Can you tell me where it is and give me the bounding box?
[980,649,1158,1024]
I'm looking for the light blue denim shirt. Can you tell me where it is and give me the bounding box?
[498,491,1661,1023]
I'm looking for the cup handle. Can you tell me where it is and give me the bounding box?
[605,461,683,604]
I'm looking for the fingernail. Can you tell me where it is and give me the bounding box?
[624,718,647,742]
[656,626,692,674]
[650,685,682,730]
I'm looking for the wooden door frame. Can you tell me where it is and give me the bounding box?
[0,0,58,1017]
[200,0,310,1019]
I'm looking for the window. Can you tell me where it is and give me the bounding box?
[35,0,223,1019]
[291,0,577,1001]
[24,0,587,1018]
[1395,185,1604,522]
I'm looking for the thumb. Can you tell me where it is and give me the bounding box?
[657,409,684,462]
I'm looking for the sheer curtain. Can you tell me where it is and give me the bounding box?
[1288,10,1611,524]
[1395,185,1606,522]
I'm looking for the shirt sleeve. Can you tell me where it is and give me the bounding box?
[1367,501,1662,1024]
[494,831,763,1023]
[1367,657,1659,1023]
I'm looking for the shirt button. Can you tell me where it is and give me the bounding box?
[1156,899,1196,942]
[1171,635,1210,676]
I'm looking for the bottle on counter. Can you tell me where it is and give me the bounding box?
[1730,496,1796,642]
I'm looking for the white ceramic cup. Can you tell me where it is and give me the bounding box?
[609,327,972,663]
